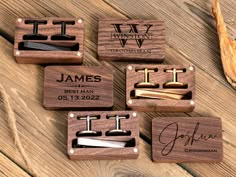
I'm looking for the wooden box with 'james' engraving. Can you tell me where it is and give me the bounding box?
[43,66,113,110]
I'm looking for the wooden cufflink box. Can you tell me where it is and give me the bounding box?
[67,111,139,160]
[126,64,195,112]
[98,19,165,62]
[152,117,223,162]
[14,17,84,64]
[43,66,113,110]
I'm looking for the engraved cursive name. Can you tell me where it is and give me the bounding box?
[159,122,217,156]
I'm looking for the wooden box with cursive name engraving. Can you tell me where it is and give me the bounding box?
[126,64,195,112]
[43,66,113,110]
[152,117,223,162]
[98,19,165,62]
[14,17,84,64]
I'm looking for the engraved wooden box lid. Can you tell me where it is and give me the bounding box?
[152,117,223,162]
[98,19,165,62]
[43,66,113,110]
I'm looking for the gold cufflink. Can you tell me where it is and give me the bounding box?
[76,115,101,136]
[163,68,187,88]
[135,68,159,88]
[106,115,131,136]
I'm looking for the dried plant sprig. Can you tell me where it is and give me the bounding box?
[212,0,236,88]
[0,84,40,177]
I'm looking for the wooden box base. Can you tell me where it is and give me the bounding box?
[67,111,139,160]
[126,64,195,112]
[14,17,84,64]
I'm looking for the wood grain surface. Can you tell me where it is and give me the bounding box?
[0,153,30,177]
[0,36,191,177]
[152,117,223,162]
[68,111,139,160]
[0,0,236,176]
[14,17,84,64]
[98,19,165,61]
[43,66,113,110]
[126,64,195,112]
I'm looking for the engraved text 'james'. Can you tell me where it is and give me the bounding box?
[57,74,102,83]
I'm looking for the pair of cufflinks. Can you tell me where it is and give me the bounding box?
[23,20,75,40]
[133,68,190,100]
[68,111,139,159]
[19,20,78,51]
[135,68,187,89]
[77,115,130,137]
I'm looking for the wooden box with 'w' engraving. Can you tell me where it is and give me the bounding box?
[98,19,165,62]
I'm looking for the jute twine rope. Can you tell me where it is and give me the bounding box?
[0,84,39,177]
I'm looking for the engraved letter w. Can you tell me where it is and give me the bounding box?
[112,24,153,48]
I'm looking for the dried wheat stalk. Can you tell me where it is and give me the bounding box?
[212,0,236,88]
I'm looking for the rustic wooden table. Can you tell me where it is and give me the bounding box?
[0,0,236,176]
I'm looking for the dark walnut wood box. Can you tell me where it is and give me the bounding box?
[43,66,113,110]
[14,17,84,64]
[98,19,165,62]
[67,111,139,160]
[152,117,223,162]
[126,64,195,112]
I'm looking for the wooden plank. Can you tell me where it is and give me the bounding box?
[0,36,192,177]
[0,0,236,176]
[0,153,30,177]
